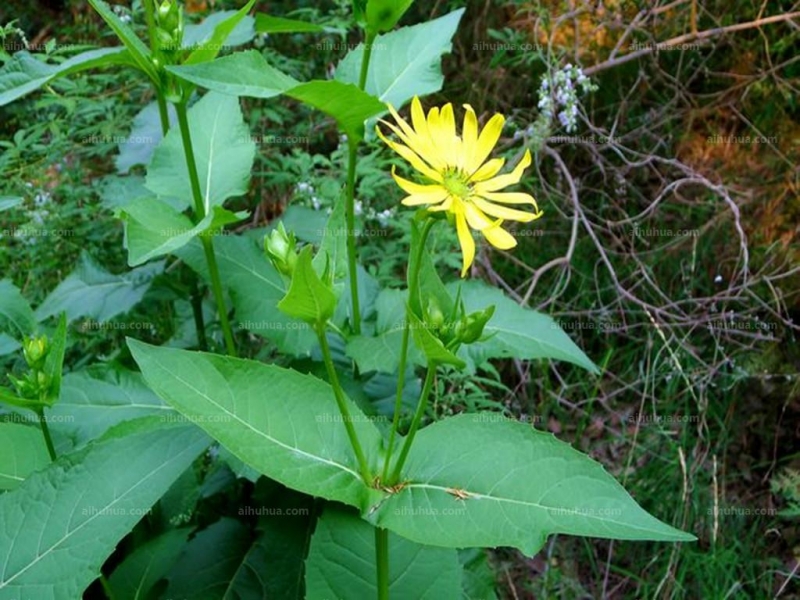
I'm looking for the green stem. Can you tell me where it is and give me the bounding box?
[381,219,436,481]
[344,139,362,335]
[389,365,436,483]
[316,324,371,482]
[358,31,377,90]
[176,101,237,357]
[155,93,170,135]
[343,30,377,336]
[375,527,390,600]
[36,408,56,461]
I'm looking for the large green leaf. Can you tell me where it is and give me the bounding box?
[0,418,209,598]
[146,91,255,215]
[34,253,162,323]
[455,281,599,373]
[107,528,190,600]
[0,423,50,491]
[0,48,134,107]
[87,0,157,81]
[166,51,386,140]
[49,365,171,451]
[128,340,383,510]
[336,9,464,108]
[166,50,298,99]
[177,236,317,355]
[0,279,36,338]
[368,414,695,555]
[305,507,462,599]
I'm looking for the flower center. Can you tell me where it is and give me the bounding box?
[442,169,472,201]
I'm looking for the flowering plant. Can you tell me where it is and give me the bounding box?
[0,1,693,597]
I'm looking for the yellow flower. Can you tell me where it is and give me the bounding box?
[377,96,542,277]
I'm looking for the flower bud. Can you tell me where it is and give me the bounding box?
[23,335,48,369]
[265,222,298,277]
[457,305,495,345]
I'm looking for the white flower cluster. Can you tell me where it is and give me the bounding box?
[536,64,597,134]
[295,181,395,226]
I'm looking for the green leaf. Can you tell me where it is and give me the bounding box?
[42,313,67,405]
[34,253,162,323]
[368,414,695,555]
[160,518,251,599]
[121,197,243,266]
[128,340,383,510]
[305,507,463,599]
[0,48,134,107]
[185,0,257,66]
[277,247,336,326]
[166,50,298,99]
[107,528,190,600]
[176,236,317,355]
[454,281,599,373]
[224,489,316,599]
[116,101,177,174]
[146,91,255,214]
[0,334,21,357]
[287,80,385,141]
[0,279,36,338]
[336,9,464,108]
[278,205,328,244]
[0,197,23,212]
[87,0,157,81]
[0,418,209,597]
[255,14,326,33]
[459,548,498,600]
[49,365,171,451]
[166,52,386,140]
[183,9,256,50]
[365,0,414,34]
[0,423,50,491]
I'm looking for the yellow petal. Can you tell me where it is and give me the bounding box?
[482,224,517,250]
[467,113,505,173]
[428,103,458,165]
[473,150,532,193]
[463,201,494,231]
[411,96,430,139]
[382,119,444,170]
[469,157,505,182]
[472,197,538,222]
[427,197,453,212]
[455,210,475,277]
[375,126,442,182]
[401,191,449,206]
[475,191,541,208]
[391,167,444,195]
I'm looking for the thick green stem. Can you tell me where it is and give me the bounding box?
[381,219,436,481]
[316,325,371,482]
[175,101,237,357]
[36,408,56,461]
[343,30,378,336]
[344,139,362,335]
[375,527,390,600]
[389,365,436,483]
